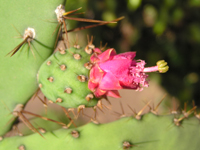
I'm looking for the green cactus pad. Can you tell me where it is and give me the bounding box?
[38,47,99,108]
[18,106,74,136]
[1,114,200,150]
[0,0,65,136]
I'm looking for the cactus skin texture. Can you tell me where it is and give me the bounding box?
[0,0,65,136]
[37,47,99,108]
[1,113,200,150]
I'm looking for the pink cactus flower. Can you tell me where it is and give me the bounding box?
[88,48,169,98]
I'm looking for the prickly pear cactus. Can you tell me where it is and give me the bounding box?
[1,1,199,150]
[1,114,200,150]
[0,0,65,136]
[37,46,99,108]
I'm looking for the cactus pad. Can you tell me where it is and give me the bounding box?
[1,114,200,150]
[38,47,99,108]
[0,0,65,136]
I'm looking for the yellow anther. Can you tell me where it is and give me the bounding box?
[157,60,169,73]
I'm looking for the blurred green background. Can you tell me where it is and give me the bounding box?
[65,0,200,106]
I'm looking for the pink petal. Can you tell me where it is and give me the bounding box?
[90,53,100,63]
[99,72,122,90]
[97,48,117,62]
[118,75,137,89]
[106,90,121,98]
[94,48,102,54]
[99,59,132,77]
[89,65,104,82]
[113,52,136,60]
[94,88,107,98]
[88,80,98,91]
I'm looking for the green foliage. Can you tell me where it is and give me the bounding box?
[1,114,200,150]
[38,47,99,108]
